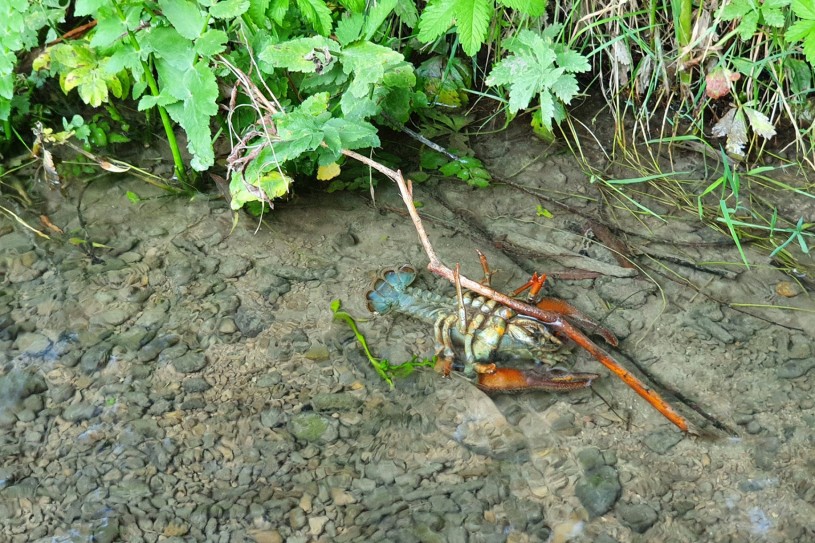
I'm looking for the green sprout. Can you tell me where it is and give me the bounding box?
[330,300,434,388]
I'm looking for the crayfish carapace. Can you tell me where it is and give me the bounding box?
[366,264,618,393]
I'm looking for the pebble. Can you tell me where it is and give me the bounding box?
[777,358,814,379]
[617,503,658,533]
[643,430,684,454]
[288,413,330,442]
[172,351,208,373]
[62,403,98,422]
[575,466,621,517]
[13,332,51,355]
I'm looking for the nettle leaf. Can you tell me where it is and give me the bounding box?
[158,0,205,40]
[417,0,458,44]
[788,0,815,65]
[210,0,250,19]
[259,36,338,73]
[196,29,229,56]
[295,0,333,36]
[456,0,493,56]
[498,0,546,17]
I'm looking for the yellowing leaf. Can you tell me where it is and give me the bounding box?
[317,162,341,180]
[744,106,776,139]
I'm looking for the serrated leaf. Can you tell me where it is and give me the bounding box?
[339,0,365,11]
[142,27,196,70]
[744,106,776,139]
[456,0,493,56]
[158,0,205,40]
[556,49,590,73]
[247,0,271,26]
[549,73,578,103]
[787,18,815,65]
[395,0,419,27]
[762,7,785,26]
[76,71,108,107]
[498,0,546,17]
[792,0,815,19]
[364,0,398,39]
[720,0,751,20]
[210,0,250,18]
[335,12,365,45]
[417,0,457,43]
[295,0,333,35]
[539,91,555,129]
[196,29,229,57]
[317,162,341,180]
[161,61,219,170]
[737,10,759,40]
[259,36,338,73]
[229,170,292,210]
[269,0,290,24]
[89,10,127,48]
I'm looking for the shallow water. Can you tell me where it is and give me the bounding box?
[1,124,814,542]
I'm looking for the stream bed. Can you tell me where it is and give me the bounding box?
[1,123,814,542]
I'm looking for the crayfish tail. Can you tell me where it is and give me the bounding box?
[366,265,417,313]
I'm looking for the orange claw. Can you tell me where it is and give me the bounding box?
[476,366,600,393]
[535,297,619,347]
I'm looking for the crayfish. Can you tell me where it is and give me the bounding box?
[366,261,618,393]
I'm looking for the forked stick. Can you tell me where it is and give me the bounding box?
[343,150,692,433]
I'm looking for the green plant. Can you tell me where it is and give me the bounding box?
[0,0,69,142]
[331,299,434,387]
[417,0,546,56]
[485,26,590,136]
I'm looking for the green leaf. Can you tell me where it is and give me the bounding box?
[395,0,419,27]
[89,9,127,48]
[268,0,290,24]
[258,36,338,73]
[455,0,493,56]
[499,0,546,16]
[339,0,365,11]
[196,29,229,56]
[142,27,196,70]
[787,18,815,65]
[417,0,457,44]
[335,12,365,45]
[792,0,815,19]
[247,0,271,26]
[210,0,250,18]
[556,49,591,73]
[158,0,206,40]
[74,0,106,16]
[229,170,293,210]
[161,60,219,170]
[364,0,397,40]
[295,0,333,35]
[126,191,141,203]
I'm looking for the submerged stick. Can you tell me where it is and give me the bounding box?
[342,150,692,433]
